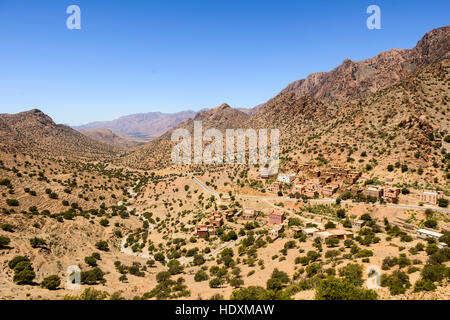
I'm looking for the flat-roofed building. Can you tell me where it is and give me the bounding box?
[301,227,319,237]
[347,185,362,196]
[319,176,332,184]
[269,210,285,225]
[315,231,334,240]
[383,187,400,200]
[438,242,448,249]
[306,168,321,178]
[304,181,321,198]
[421,191,445,205]
[196,225,209,238]
[266,182,281,194]
[242,208,258,220]
[352,219,365,231]
[327,229,353,239]
[269,225,284,237]
[363,186,383,198]
[225,210,235,219]
[321,183,339,197]
[291,184,305,194]
[207,225,216,236]
[416,228,443,240]
[260,168,271,179]
[316,229,352,240]
[344,170,362,184]
[277,173,296,184]
[209,213,223,227]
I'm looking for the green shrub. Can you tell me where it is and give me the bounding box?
[1,223,15,232]
[209,277,222,288]
[81,267,106,285]
[315,277,377,300]
[6,199,19,206]
[339,264,363,286]
[29,237,47,249]
[0,235,11,248]
[95,241,109,251]
[64,288,110,300]
[14,269,36,285]
[85,256,98,267]
[381,270,411,295]
[41,275,61,290]
[194,270,209,282]
[355,249,373,258]
[9,256,35,285]
[414,279,436,292]
[421,264,447,283]
[438,198,449,208]
[230,286,270,300]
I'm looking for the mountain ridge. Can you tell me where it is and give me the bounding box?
[118,26,450,173]
[73,110,197,140]
[0,109,120,159]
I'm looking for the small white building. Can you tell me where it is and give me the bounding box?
[352,219,365,231]
[260,168,272,179]
[438,242,448,249]
[301,227,319,237]
[316,231,334,241]
[277,174,296,184]
[416,228,443,240]
[269,225,284,237]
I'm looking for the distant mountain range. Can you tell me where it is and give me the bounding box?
[73,110,197,141]
[73,107,262,143]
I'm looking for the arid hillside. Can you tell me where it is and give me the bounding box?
[0,109,121,160]
[251,58,450,189]
[79,129,140,149]
[0,26,449,302]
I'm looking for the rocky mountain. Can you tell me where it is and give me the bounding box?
[121,104,250,169]
[274,25,450,103]
[168,103,249,134]
[260,58,449,186]
[120,26,450,181]
[79,128,140,149]
[74,110,197,141]
[0,109,120,159]
[236,104,264,116]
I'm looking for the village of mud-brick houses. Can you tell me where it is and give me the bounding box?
[194,162,447,245]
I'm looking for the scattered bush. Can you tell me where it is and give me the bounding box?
[41,275,61,290]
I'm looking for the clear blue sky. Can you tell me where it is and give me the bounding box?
[0,0,448,125]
